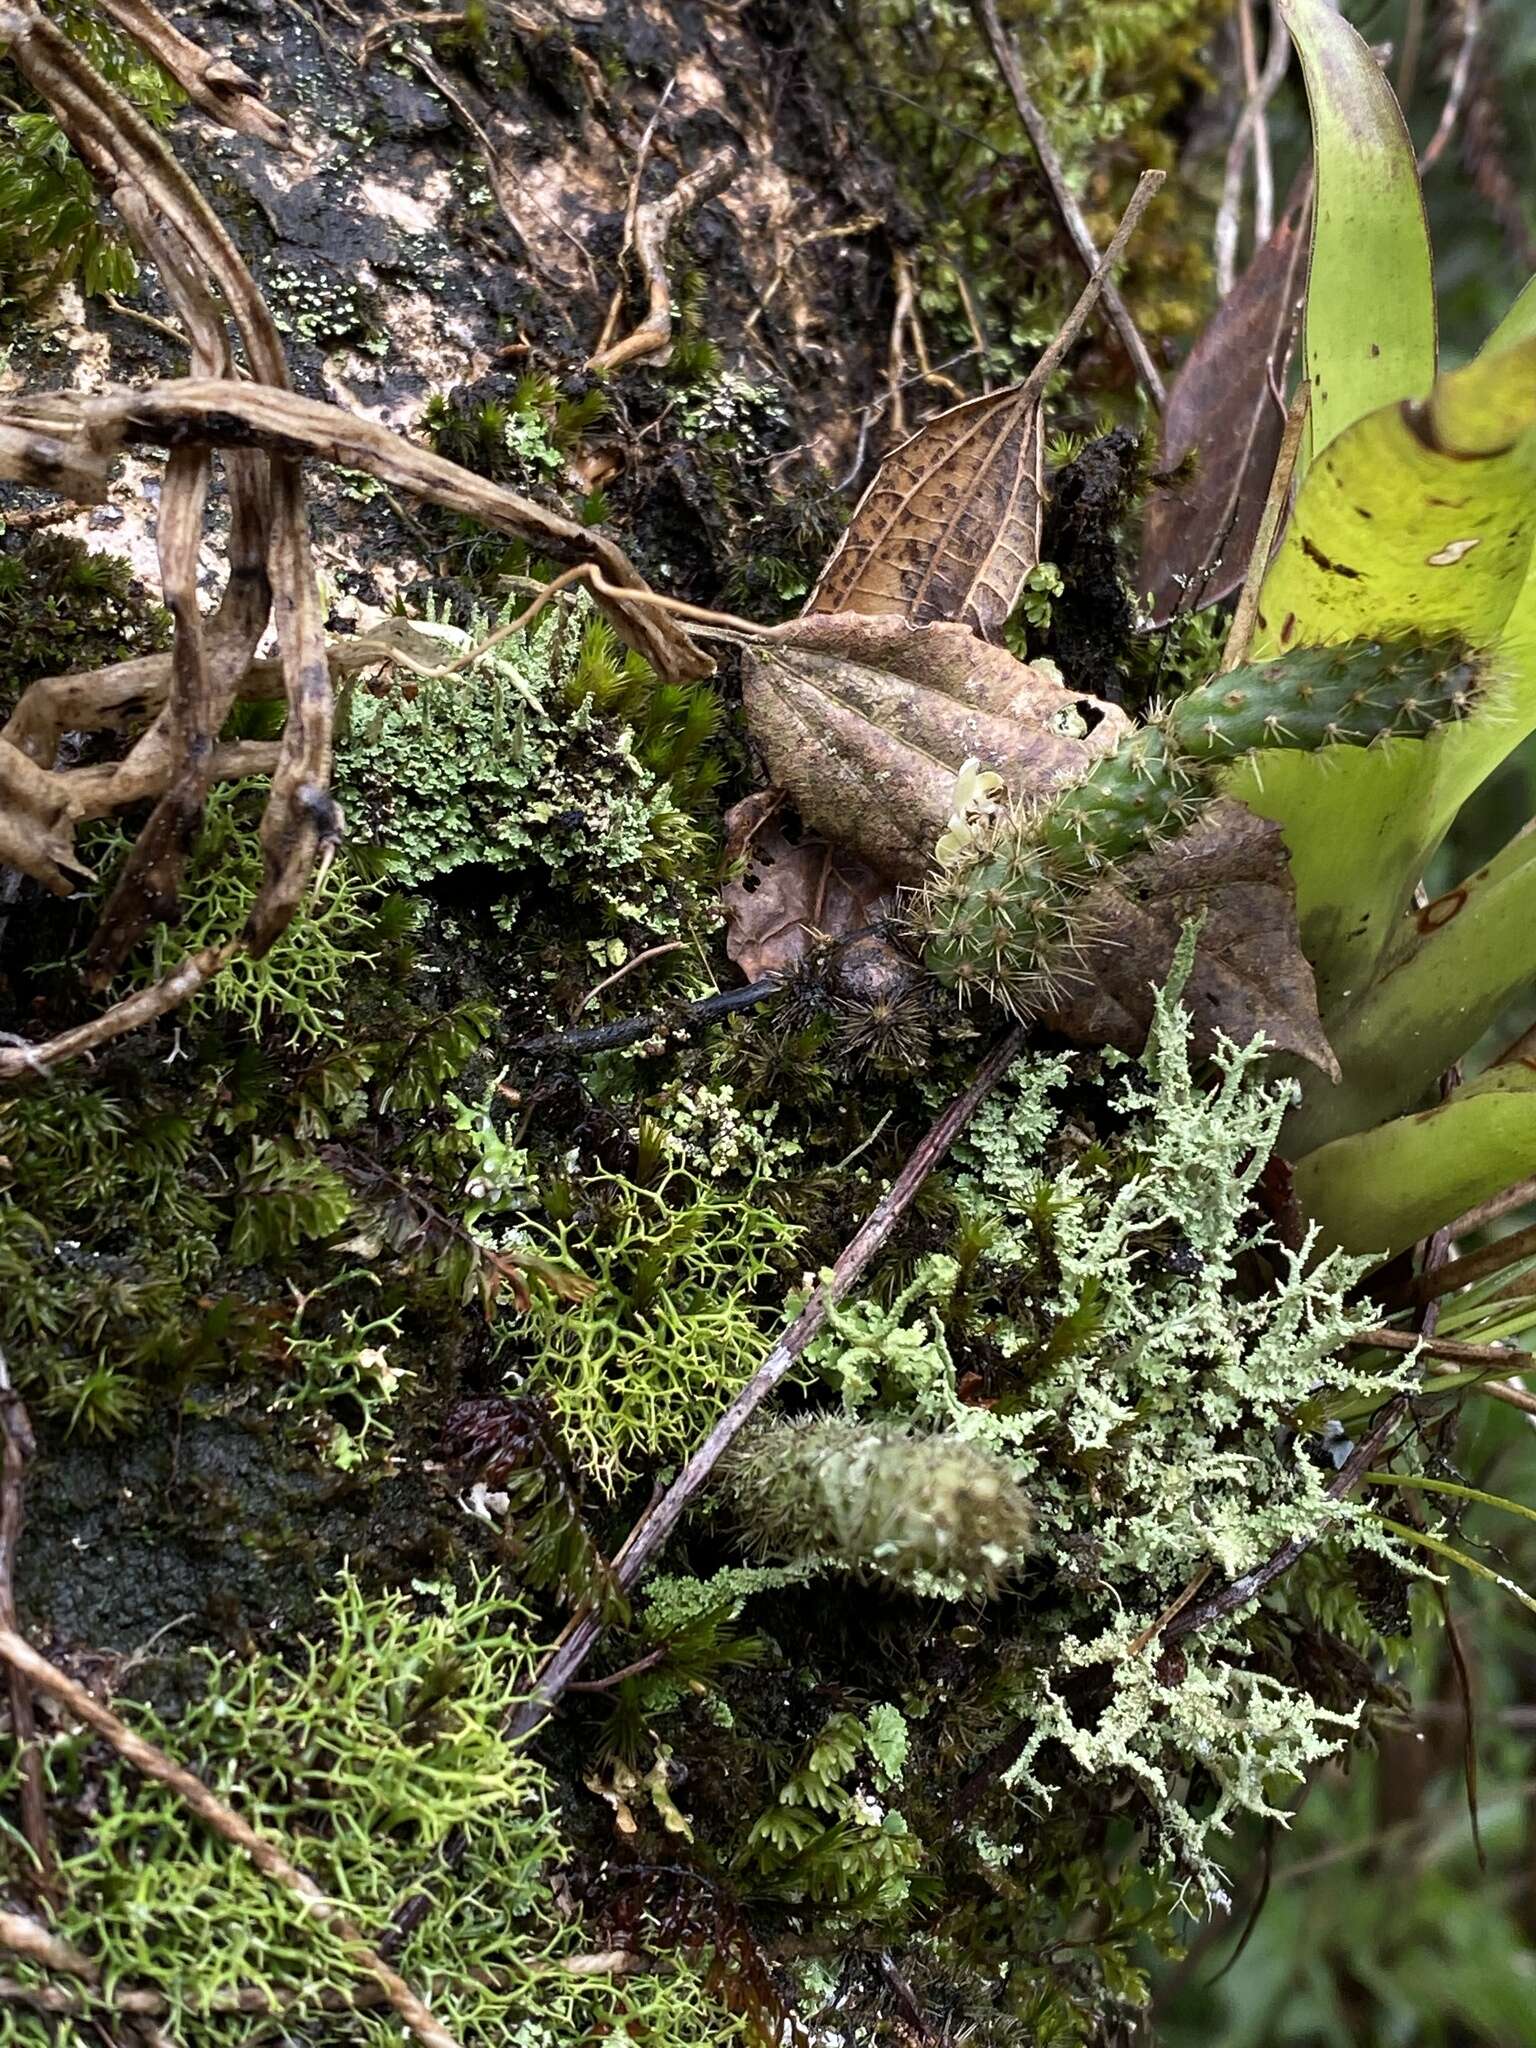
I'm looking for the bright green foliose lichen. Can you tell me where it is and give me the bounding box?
[335,600,720,940]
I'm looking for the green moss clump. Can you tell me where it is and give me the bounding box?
[0,536,169,707]
[725,1414,1033,1595]
[814,0,1227,388]
[0,1572,744,2044]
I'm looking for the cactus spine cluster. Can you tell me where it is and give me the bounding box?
[920,636,1487,1012]
[724,1416,1033,1596]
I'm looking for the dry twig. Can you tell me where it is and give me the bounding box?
[967,0,1165,407]
[1415,1220,1536,1304]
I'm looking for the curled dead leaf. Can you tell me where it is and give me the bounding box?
[1043,801,1339,1076]
[721,790,894,982]
[742,613,1129,883]
[1139,173,1312,624]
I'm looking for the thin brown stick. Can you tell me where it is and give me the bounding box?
[1016,170,1166,404]
[0,944,233,1082]
[0,1350,52,1895]
[1416,1220,1536,1304]
[1476,1379,1536,1419]
[1220,378,1309,672]
[588,143,742,373]
[573,940,689,1019]
[968,0,1165,407]
[1163,1386,1414,1643]
[383,1024,1026,1949]
[0,1626,462,2048]
[1350,1327,1525,1368]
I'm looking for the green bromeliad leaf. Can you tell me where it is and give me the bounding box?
[1294,1060,1536,1257]
[1480,273,1536,358]
[1277,0,1436,473]
[1285,798,1536,1155]
[1224,336,1536,1024]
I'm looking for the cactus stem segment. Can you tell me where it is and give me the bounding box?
[917,635,1489,1014]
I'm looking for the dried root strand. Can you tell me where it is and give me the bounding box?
[0,0,709,1083]
[589,143,742,372]
[87,0,291,145]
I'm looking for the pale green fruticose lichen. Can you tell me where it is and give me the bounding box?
[739,928,1418,1897]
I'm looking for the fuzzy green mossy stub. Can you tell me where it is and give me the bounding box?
[725,1415,1032,1596]
[507,1167,799,1491]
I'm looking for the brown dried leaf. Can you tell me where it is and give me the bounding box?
[742,614,1129,883]
[807,386,1044,637]
[1042,800,1339,1075]
[1139,172,1312,625]
[721,791,893,982]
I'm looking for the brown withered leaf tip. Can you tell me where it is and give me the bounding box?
[1043,801,1339,1076]
[808,385,1046,640]
[1139,170,1313,625]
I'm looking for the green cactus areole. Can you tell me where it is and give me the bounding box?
[921,635,1488,1012]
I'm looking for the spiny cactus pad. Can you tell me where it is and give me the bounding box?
[921,636,1488,1012]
